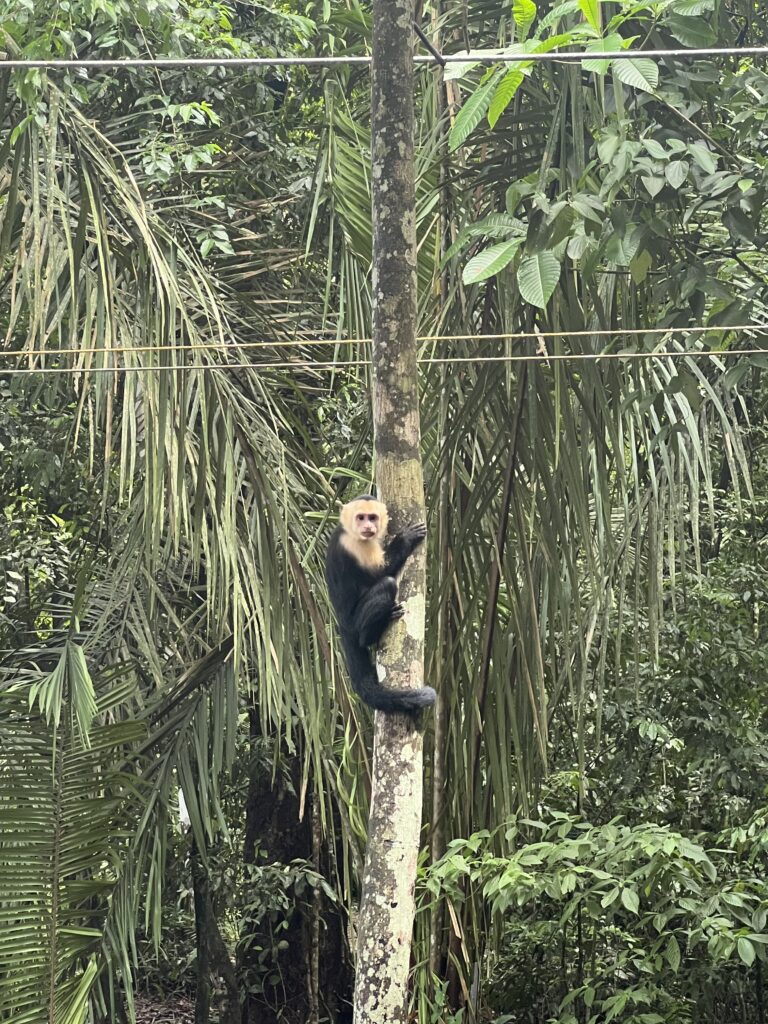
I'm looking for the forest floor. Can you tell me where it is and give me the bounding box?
[134,994,195,1024]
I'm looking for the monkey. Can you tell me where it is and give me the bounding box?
[325,495,437,714]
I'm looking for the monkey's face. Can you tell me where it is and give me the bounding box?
[341,499,388,543]
[354,507,381,540]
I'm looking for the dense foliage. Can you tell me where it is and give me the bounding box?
[1,0,768,1022]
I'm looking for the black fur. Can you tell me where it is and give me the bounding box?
[325,517,437,714]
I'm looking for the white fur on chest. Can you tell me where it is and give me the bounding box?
[340,532,385,571]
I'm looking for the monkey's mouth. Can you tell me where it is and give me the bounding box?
[360,529,376,539]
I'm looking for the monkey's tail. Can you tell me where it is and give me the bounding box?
[339,633,437,713]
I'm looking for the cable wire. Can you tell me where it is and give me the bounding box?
[2,45,768,70]
[3,323,767,362]
[1,349,767,376]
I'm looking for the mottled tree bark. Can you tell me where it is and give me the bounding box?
[353,1,427,1021]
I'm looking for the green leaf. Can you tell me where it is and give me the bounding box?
[723,208,756,243]
[462,239,523,283]
[450,71,504,151]
[738,937,756,967]
[665,160,690,190]
[667,14,717,47]
[578,0,601,31]
[643,138,667,160]
[443,52,482,82]
[597,132,621,165]
[671,0,714,11]
[621,887,640,914]
[443,213,525,262]
[517,251,561,308]
[665,934,681,972]
[642,175,665,197]
[605,226,641,266]
[488,69,526,127]
[689,143,717,174]
[613,58,659,93]
[513,0,537,36]
[601,886,620,908]
[630,249,652,284]
[537,0,581,32]
[582,33,626,74]
[567,232,597,260]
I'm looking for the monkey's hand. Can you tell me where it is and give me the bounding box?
[385,522,427,575]
[400,522,427,551]
[389,602,405,622]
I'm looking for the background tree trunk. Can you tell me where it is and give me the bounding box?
[191,839,239,1024]
[353,1,427,1021]
[241,713,353,1024]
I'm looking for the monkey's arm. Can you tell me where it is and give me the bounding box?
[354,577,400,646]
[384,522,427,576]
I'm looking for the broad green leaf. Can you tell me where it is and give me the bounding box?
[516,251,561,307]
[571,194,604,222]
[665,935,681,972]
[671,0,714,11]
[513,0,537,36]
[689,143,717,174]
[443,213,525,262]
[642,176,665,197]
[578,0,601,32]
[582,33,626,74]
[449,71,504,150]
[630,249,652,284]
[613,58,659,93]
[643,138,667,160]
[506,178,537,213]
[723,208,756,243]
[605,226,640,266]
[597,131,621,165]
[738,937,756,967]
[444,47,522,82]
[462,239,523,284]
[601,887,620,908]
[531,32,574,54]
[567,232,597,260]
[443,52,481,82]
[488,69,526,128]
[665,160,689,189]
[537,0,581,32]
[621,887,640,914]
[667,14,717,47]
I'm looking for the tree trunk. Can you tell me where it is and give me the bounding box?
[241,716,352,1024]
[191,839,239,1024]
[353,1,427,1021]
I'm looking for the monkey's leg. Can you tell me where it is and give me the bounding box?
[355,577,399,646]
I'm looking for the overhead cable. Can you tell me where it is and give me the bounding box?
[2,323,767,362]
[1,349,767,376]
[2,45,768,70]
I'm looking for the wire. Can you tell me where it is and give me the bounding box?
[1,349,766,376]
[3,323,767,362]
[2,45,768,70]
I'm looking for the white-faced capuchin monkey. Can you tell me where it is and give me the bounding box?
[325,495,437,713]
